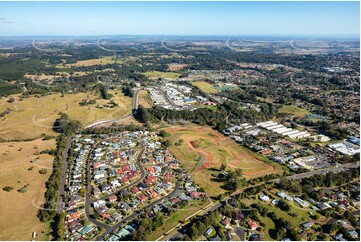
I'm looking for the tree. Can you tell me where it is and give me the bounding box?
[56,212,66,240]
[135,105,151,123]
[159,130,170,137]
[39,168,48,174]
[163,139,171,147]
[278,200,291,212]
[2,186,13,192]
[220,162,227,171]
[343,210,352,220]
[276,228,287,240]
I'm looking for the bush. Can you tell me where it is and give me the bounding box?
[3,186,14,192]
[39,168,48,174]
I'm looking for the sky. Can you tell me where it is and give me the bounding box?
[0,1,359,36]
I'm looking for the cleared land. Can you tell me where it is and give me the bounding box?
[279,105,310,118]
[25,72,89,80]
[164,125,282,197]
[167,64,188,71]
[143,71,181,80]
[138,90,153,108]
[191,81,218,94]
[0,91,132,140]
[0,138,56,240]
[56,56,122,68]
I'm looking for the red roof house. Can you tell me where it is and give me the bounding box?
[131,186,140,194]
[247,220,258,230]
[108,195,117,203]
[137,194,147,202]
[123,165,130,173]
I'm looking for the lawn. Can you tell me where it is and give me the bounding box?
[143,71,181,80]
[0,138,55,240]
[191,81,218,94]
[278,105,310,118]
[164,125,283,197]
[0,91,132,140]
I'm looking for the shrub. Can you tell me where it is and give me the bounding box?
[3,186,14,192]
[39,168,48,174]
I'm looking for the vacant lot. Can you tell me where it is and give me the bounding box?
[0,138,55,240]
[143,71,181,80]
[279,105,310,118]
[165,125,282,197]
[167,64,188,71]
[0,91,132,140]
[56,56,122,68]
[191,81,218,94]
[138,90,153,108]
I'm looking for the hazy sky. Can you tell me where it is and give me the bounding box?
[0,1,359,36]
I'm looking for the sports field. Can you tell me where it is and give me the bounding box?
[0,91,132,140]
[191,81,218,94]
[0,138,55,240]
[143,71,181,80]
[279,105,310,118]
[165,125,282,197]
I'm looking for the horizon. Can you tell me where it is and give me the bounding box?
[0,1,359,36]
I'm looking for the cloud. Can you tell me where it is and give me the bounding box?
[0,17,13,24]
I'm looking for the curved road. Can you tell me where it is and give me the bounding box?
[96,179,182,240]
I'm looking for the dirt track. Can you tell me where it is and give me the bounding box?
[165,126,274,177]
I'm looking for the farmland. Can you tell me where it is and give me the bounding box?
[0,138,56,241]
[191,81,218,94]
[0,91,132,140]
[164,125,282,197]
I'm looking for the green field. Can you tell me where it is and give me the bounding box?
[279,105,310,118]
[191,81,218,94]
[213,84,238,92]
[143,71,181,79]
[147,199,211,240]
[0,91,133,140]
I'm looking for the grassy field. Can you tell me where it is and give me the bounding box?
[143,71,181,80]
[191,81,218,94]
[0,138,56,240]
[138,90,153,108]
[147,199,211,241]
[164,125,282,197]
[242,189,320,240]
[0,91,132,140]
[25,71,89,80]
[56,56,122,68]
[278,105,310,118]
